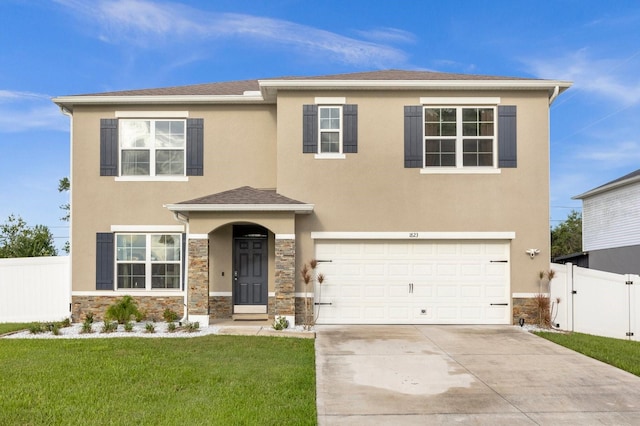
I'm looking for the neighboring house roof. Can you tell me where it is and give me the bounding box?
[52,69,572,111]
[165,186,314,214]
[573,168,640,199]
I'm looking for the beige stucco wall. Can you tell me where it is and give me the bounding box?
[70,87,553,299]
[70,104,277,291]
[275,90,551,295]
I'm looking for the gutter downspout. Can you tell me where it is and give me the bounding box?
[171,211,190,323]
[549,86,560,106]
[60,106,73,320]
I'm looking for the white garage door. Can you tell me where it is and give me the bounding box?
[314,240,511,324]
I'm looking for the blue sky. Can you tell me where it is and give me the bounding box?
[1,0,640,251]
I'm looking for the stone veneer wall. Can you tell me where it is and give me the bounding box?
[71,295,183,322]
[209,296,232,319]
[295,296,314,326]
[513,297,548,325]
[274,238,296,318]
[188,239,209,316]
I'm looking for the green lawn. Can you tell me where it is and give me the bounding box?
[535,331,640,377]
[0,323,30,334]
[0,335,316,425]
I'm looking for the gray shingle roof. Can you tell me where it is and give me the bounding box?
[573,168,640,199]
[177,186,307,205]
[73,69,536,97]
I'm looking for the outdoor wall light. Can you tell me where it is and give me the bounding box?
[525,248,540,258]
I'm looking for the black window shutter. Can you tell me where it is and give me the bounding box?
[186,118,204,176]
[404,106,423,168]
[498,106,517,168]
[96,233,114,290]
[100,119,118,176]
[302,105,318,153]
[181,233,186,291]
[343,104,358,153]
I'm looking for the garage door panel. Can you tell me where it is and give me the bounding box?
[315,240,510,325]
[436,264,458,276]
[461,285,482,298]
[461,263,483,276]
[412,283,432,297]
[363,263,385,276]
[460,306,483,320]
[437,244,458,255]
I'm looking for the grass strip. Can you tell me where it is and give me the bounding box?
[535,331,640,376]
[0,335,316,425]
[0,323,30,334]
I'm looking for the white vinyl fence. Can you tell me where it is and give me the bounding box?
[551,262,639,341]
[0,256,70,323]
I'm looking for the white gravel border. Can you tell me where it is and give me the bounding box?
[3,321,313,339]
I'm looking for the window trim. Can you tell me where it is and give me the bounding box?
[118,118,187,178]
[422,105,498,171]
[114,233,182,292]
[317,105,343,155]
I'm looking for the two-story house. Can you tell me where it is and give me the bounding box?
[53,70,571,326]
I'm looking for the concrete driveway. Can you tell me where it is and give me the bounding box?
[315,325,640,425]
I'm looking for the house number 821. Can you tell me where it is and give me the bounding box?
[409,232,419,238]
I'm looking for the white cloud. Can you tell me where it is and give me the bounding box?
[0,90,68,133]
[355,27,416,44]
[577,140,640,165]
[526,49,640,106]
[54,0,409,67]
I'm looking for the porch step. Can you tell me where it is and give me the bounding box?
[232,313,269,321]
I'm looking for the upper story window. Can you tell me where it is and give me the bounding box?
[404,100,516,173]
[100,116,203,179]
[120,119,186,176]
[424,107,495,168]
[319,106,342,154]
[302,101,357,158]
[115,233,182,290]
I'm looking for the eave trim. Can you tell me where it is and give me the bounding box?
[165,203,314,214]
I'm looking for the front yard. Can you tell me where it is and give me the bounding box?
[0,334,316,425]
[535,331,640,376]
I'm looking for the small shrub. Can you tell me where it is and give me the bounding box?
[273,316,289,331]
[167,322,177,332]
[28,323,45,334]
[51,324,61,336]
[124,321,134,332]
[183,321,199,333]
[534,293,551,327]
[81,320,93,334]
[135,310,146,323]
[163,308,179,323]
[60,318,71,328]
[84,312,94,324]
[105,295,141,324]
[101,321,118,333]
[145,323,155,333]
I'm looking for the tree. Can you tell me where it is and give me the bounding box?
[58,177,70,222]
[0,214,58,258]
[58,177,70,253]
[551,210,582,259]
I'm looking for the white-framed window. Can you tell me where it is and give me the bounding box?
[319,106,342,154]
[424,106,496,168]
[119,119,186,176]
[115,233,181,290]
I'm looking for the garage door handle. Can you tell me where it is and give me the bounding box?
[314,302,332,306]
[490,303,508,306]
[490,260,508,263]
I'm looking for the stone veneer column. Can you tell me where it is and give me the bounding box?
[275,235,296,326]
[187,237,209,326]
